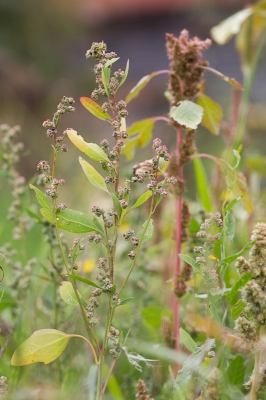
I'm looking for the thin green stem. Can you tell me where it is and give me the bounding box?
[68,334,99,365]
[54,224,99,352]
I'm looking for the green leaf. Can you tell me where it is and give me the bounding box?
[197,94,223,135]
[105,365,124,400]
[92,217,104,234]
[142,306,172,329]
[130,191,152,210]
[170,100,204,130]
[193,158,212,212]
[225,273,252,301]
[112,194,122,215]
[224,209,235,241]
[137,219,154,244]
[232,299,246,321]
[104,57,120,69]
[26,207,43,224]
[56,208,96,233]
[80,97,112,121]
[178,254,202,275]
[175,339,215,397]
[0,290,15,310]
[210,8,253,45]
[224,197,242,212]
[126,70,166,104]
[180,328,197,353]
[79,157,109,193]
[59,281,79,306]
[101,68,109,95]
[220,241,255,267]
[118,59,129,88]
[67,129,110,163]
[11,329,70,366]
[227,355,245,385]
[122,118,156,160]
[40,208,55,224]
[29,184,52,211]
[118,297,134,306]
[68,274,101,289]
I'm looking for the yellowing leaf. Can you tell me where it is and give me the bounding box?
[80,97,112,121]
[197,94,223,135]
[122,118,156,160]
[210,8,253,45]
[170,101,204,129]
[11,329,70,366]
[79,157,109,193]
[67,129,110,163]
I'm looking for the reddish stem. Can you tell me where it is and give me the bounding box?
[173,124,183,374]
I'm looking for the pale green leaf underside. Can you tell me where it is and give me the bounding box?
[59,281,79,306]
[11,329,70,366]
[170,100,204,129]
[79,157,109,193]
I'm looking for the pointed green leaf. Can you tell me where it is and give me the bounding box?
[118,297,134,306]
[80,97,112,121]
[193,158,212,212]
[56,208,96,233]
[224,272,252,301]
[210,8,253,45]
[232,299,246,321]
[40,208,55,224]
[126,70,167,103]
[11,329,70,366]
[104,57,120,69]
[137,219,153,244]
[29,184,52,211]
[67,129,110,163]
[118,59,129,88]
[178,254,202,275]
[197,94,223,135]
[112,194,122,215]
[121,137,139,161]
[170,100,204,129]
[79,157,109,193]
[59,281,80,307]
[68,274,101,288]
[180,328,197,353]
[224,209,235,241]
[130,191,152,210]
[224,197,242,212]
[219,241,255,267]
[101,68,109,95]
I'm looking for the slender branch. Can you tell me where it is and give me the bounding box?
[173,124,183,374]
[68,334,99,365]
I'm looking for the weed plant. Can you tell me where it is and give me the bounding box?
[1,2,266,399]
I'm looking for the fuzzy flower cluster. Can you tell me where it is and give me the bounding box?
[0,376,8,397]
[135,379,154,400]
[0,124,30,240]
[202,367,223,400]
[196,212,223,254]
[165,30,211,104]
[43,96,75,142]
[123,229,140,260]
[235,223,266,331]
[109,325,121,358]
[67,237,85,270]
[86,41,126,103]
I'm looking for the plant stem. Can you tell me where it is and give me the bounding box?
[54,224,99,352]
[173,124,183,374]
[250,327,262,400]
[68,334,99,365]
